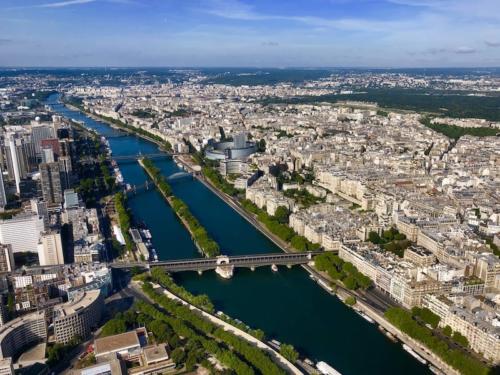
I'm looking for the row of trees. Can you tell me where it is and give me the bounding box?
[149,267,268,341]
[314,252,372,290]
[136,299,255,374]
[114,192,134,253]
[139,281,286,375]
[240,199,320,252]
[142,158,220,257]
[170,197,220,257]
[411,307,440,329]
[202,165,240,196]
[385,307,488,375]
[150,268,214,313]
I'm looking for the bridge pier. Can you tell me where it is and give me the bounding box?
[215,265,234,279]
[215,256,234,279]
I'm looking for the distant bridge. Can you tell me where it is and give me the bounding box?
[110,251,321,273]
[126,171,193,195]
[113,153,171,162]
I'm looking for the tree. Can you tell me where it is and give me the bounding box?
[452,331,469,347]
[100,318,126,337]
[257,139,266,152]
[412,307,440,329]
[280,344,299,363]
[291,235,307,252]
[274,206,290,224]
[7,294,15,316]
[368,231,382,244]
[343,275,358,290]
[345,296,356,306]
[171,348,186,365]
[443,325,452,337]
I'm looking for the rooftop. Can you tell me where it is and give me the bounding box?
[53,289,100,320]
[94,331,140,356]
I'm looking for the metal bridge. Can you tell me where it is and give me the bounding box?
[126,171,193,195]
[110,251,321,272]
[112,153,171,162]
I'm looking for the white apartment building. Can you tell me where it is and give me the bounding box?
[423,295,500,363]
[38,231,64,266]
[0,214,45,253]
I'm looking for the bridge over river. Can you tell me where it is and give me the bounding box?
[112,152,173,163]
[110,251,322,278]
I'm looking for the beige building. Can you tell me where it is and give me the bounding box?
[0,311,46,359]
[470,253,500,290]
[38,231,64,266]
[53,289,103,344]
[404,246,436,267]
[423,295,500,363]
[0,245,14,273]
[0,358,13,375]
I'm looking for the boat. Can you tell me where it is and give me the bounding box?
[304,358,314,366]
[270,339,281,346]
[316,361,342,375]
[428,365,444,375]
[269,339,281,350]
[309,274,316,281]
[402,344,427,365]
[317,279,333,293]
[271,264,278,272]
[385,331,397,342]
[356,311,375,324]
[378,326,398,342]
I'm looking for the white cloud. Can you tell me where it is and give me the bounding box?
[201,0,412,33]
[454,46,476,54]
[39,0,97,8]
[485,40,500,47]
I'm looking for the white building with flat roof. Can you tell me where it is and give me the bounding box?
[38,231,64,266]
[0,214,44,253]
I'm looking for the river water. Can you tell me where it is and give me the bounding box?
[47,93,429,375]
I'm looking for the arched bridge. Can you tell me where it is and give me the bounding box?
[110,251,322,273]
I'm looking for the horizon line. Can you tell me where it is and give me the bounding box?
[1,66,500,70]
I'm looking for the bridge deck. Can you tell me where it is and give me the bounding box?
[110,251,322,272]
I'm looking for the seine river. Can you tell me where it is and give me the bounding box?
[47,93,429,375]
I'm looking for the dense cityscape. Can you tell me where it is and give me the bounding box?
[1,0,500,374]
[0,66,497,375]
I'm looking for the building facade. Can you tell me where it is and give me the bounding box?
[53,289,103,344]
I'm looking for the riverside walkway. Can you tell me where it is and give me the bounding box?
[131,280,304,375]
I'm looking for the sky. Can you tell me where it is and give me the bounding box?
[0,0,499,67]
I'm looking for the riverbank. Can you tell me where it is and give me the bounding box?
[175,158,462,375]
[131,279,303,375]
[64,102,171,151]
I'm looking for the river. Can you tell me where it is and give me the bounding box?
[47,93,429,375]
